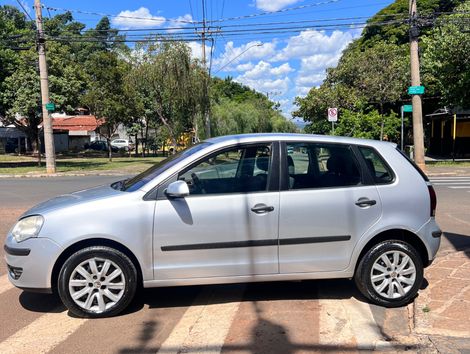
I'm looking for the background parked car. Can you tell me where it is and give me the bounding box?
[84,140,119,153]
[111,139,134,151]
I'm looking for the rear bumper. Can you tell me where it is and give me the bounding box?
[417,218,441,264]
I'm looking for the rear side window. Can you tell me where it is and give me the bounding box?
[359,147,394,184]
[286,142,361,190]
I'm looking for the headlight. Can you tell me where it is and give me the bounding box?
[11,215,44,243]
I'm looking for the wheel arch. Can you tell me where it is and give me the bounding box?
[354,228,430,272]
[51,238,144,292]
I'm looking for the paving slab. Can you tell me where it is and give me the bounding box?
[414,250,470,338]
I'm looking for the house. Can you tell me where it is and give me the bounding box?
[51,114,103,151]
[0,126,28,154]
[426,108,470,158]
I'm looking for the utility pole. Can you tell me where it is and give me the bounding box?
[201,0,211,139]
[409,0,425,171]
[34,0,56,173]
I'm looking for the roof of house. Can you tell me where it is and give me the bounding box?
[52,115,103,131]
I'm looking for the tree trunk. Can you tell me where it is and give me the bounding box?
[379,103,384,141]
[107,138,112,162]
[140,126,145,158]
[157,112,177,154]
[134,134,139,158]
[31,136,42,167]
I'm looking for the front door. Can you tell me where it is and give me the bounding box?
[153,143,280,280]
[279,142,382,273]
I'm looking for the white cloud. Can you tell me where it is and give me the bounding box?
[186,41,212,61]
[235,62,255,72]
[272,30,355,61]
[255,0,301,12]
[167,14,193,32]
[271,62,294,75]
[235,61,292,95]
[240,61,293,80]
[213,41,277,70]
[300,53,342,71]
[112,7,166,29]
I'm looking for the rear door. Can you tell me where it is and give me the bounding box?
[279,141,382,273]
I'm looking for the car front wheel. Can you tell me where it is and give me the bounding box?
[355,240,423,307]
[58,246,137,318]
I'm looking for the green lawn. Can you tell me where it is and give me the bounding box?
[0,155,165,175]
[427,161,470,167]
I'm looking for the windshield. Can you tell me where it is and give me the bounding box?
[119,142,212,192]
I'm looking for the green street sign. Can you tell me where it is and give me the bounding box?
[45,103,55,111]
[403,104,413,112]
[408,86,425,95]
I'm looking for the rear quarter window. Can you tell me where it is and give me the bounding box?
[359,146,394,184]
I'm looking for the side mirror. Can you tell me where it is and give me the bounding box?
[165,180,190,198]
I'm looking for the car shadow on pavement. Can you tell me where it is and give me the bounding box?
[118,280,420,354]
[443,232,470,257]
[130,278,369,313]
[18,291,65,313]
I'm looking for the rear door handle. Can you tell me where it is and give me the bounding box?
[251,204,274,214]
[355,198,377,207]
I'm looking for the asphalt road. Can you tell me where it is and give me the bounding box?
[0,175,468,353]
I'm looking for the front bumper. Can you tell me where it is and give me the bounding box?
[4,233,62,292]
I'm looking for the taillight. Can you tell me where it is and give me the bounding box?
[427,183,437,217]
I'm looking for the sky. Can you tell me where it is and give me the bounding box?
[2,0,395,119]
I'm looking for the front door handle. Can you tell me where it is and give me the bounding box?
[355,198,377,207]
[251,204,274,214]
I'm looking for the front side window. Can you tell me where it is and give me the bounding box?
[286,142,361,190]
[120,142,212,192]
[179,144,272,195]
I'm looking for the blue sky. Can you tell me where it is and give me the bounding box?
[3,0,395,118]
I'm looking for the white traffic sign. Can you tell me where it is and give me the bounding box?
[328,107,338,122]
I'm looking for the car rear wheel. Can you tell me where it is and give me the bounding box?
[355,240,423,307]
[58,246,137,318]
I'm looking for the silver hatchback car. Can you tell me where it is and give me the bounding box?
[4,134,441,317]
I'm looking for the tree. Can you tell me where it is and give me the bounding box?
[82,51,130,161]
[1,51,42,162]
[422,1,470,108]
[358,0,466,48]
[211,77,297,135]
[329,42,409,139]
[127,40,205,152]
[332,109,401,141]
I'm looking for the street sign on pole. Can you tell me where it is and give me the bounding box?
[403,104,413,112]
[45,102,55,111]
[408,86,425,95]
[328,108,338,122]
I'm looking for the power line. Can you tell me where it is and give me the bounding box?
[42,5,196,24]
[206,0,342,23]
[15,0,35,22]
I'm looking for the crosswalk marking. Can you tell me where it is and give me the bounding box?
[0,274,14,296]
[157,285,245,354]
[0,310,87,354]
[430,176,470,189]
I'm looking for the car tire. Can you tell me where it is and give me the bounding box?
[355,240,423,307]
[58,246,137,318]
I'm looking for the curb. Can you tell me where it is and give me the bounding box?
[0,172,127,178]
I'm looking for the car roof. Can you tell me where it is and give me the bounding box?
[205,133,396,149]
